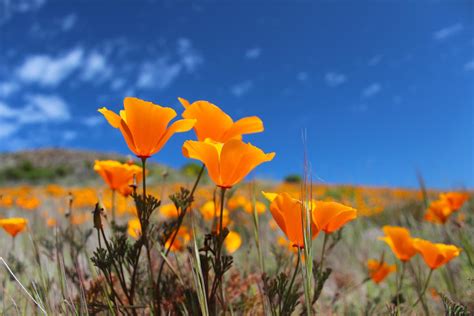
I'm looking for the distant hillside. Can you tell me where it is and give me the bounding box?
[0,148,175,185]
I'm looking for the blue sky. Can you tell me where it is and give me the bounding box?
[0,0,472,188]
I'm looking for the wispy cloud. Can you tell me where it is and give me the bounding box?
[297,72,308,82]
[245,48,261,59]
[362,83,381,98]
[81,115,103,127]
[81,51,113,83]
[0,81,19,97]
[16,48,84,86]
[368,55,382,66]
[464,59,474,71]
[0,0,46,25]
[177,38,203,72]
[230,80,253,97]
[325,72,347,87]
[60,13,77,32]
[433,23,463,40]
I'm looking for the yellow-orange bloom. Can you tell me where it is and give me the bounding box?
[440,192,469,210]
[0,218,28,237]
[165,226,191,251]
[127,218,141,239]
[99,97,196,158]
[367,259,396,284]
[379,226,417,261]
[94,160,142,197]
[424,199,454,224]
[243,200,266,214]
[183,139,275,188]
[312,201,357,233]
[263,192,317,248]
[412,238,461,270]
[179,97,263,142]
[224,231,242,254]
[159,203,179,218]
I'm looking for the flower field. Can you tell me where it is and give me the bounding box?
[0,98,472,315]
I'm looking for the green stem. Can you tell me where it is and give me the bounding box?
[413,269,433,308]
[395,261,406,313]
[318,233,328,276]
[111,189,116,222]
[283,248,300,310]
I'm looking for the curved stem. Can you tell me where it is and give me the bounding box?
[413,269,433,309]
[283,248,300,309]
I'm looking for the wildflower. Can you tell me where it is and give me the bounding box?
[0,218,28,237]
[46,218,57,227]
[224,231,242,253]
[243,200,266,214]
[179,97,263,142]
[183,139,275,188]
[99,97,196,158]
[424,199,454,224]
[165,226,191,251]
[200,200,229,221]
[94,160,143,197]
[440,192,469,210]
[412,238,461,270]
[367,259,396,284]
[312,201,357,233]
[127,218,142,239]
[159,203,179,219]
[262,192,317,248]
[378,226,417,261]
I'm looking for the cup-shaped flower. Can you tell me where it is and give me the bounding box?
[224,231,242,254]
[179,97,263,142]
[412,238,461,270]
[127,218,141,239]
[99,97,196,158]
[378,226,417,261]
[440,192,469,211]
[182,139,275,188]
[262,192,318,248]
[367,259,396,284]
[94,160,142,197]
[0,218,28,237]
[424,199,454,224]
[312,201,357,234]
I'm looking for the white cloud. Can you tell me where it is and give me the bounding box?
[325,72,347,87]
[62,130,77,141]
[0,0,46,25]
[17,48,84,86]
[0,81,19,97]
[60,13,77,31]
[110,78,126,90]
[0,121,19,138]
[81,51,112,82]
[137,58,182,90]
[245,48,261,59]
[177,38,203,72]
[368,55,382,66]
[464,59,474,71]
[82,115,103,127]
[433,23,463,40]
[230,80,253,97]
[362,83,381,98]
[21,94,70,123]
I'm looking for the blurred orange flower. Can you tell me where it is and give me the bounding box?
[179,97,263,142]
[440,192,469,210]
[127,218,141,239]
[312,201,357,233]
[412,238,461,269]
[424,199,453,224]
[165,226,191,251]
[159,203,180,219]
[99,97,195,158]
[367,259,396,284]
[263,192,317,248]
[183,139,275,188]
[224,230,242,253]
[379,226,417,261]
[94,160,143,197]
[0,218,28,237]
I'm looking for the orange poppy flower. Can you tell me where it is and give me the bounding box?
[94,160,143,197]
[182,139,275,188]
[440,192,469,211]
[224,230,242,254]
[99,97,196,158]
[367,259,396,284]
[263,192,318,248]
[179,97,263,142]
[312,201,357,233]
[424,199,454,224]
[412,238,461,270]
[0,218,28,237]
[165,226,191,251]
[127,218,141,239]
[200,200,229,221]
[379,226,417,261]
[159,203,180,219]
